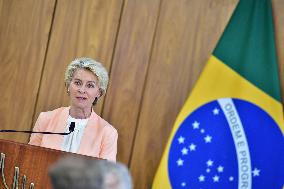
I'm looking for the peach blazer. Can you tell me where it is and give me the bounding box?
[28,107,117,161]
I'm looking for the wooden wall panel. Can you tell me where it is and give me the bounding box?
[129,0,238,188]
[272,0,284,104]
[34,0,123,125]
[102,0,161,165]
[0,0,55,142]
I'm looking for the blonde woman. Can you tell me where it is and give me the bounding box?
[29,58,117,161]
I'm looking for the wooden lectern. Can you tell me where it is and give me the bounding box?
[0,139,94,189]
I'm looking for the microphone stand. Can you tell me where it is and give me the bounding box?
[0,122,75,135]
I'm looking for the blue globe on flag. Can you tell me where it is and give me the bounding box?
[168,98,284,189]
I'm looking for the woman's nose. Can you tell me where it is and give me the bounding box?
[78,86,86,93]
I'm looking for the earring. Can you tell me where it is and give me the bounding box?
[67,89,70,94]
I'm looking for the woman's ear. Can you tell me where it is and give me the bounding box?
[92,97,98,106]
[98,88,104,98]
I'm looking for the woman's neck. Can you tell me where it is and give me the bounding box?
[69,106,92,119]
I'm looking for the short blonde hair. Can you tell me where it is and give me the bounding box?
[65,57,109,97]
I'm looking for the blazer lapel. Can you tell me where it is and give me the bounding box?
[77,111,99,155]
[45,107,69,150]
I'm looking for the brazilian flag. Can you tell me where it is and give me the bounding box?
[152,0,284,188]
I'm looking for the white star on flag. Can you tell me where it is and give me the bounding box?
[192,121,200,129]
[181,182,186,187]
[217,166,224,173]
[229,176,234,181]
[176,158,184,166]
[189,143,196,151]
[204,135,212,143]
[252,168,260,177]
[206,168,210,173]
[198,175,205,182]
[207,159,214,167]
[213,175,219,182]
[181,147,188,155]
[178,136,185,144]
[213,108,220,115]
[200,129,205,133]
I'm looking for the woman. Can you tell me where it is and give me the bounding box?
[29,57,117,161]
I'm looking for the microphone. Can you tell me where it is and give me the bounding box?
[0,122,75,135]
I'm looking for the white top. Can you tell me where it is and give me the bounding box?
[61,115,89,153]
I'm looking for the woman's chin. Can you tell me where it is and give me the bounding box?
[71,102,90,109]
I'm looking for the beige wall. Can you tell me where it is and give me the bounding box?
[0,0,283,188]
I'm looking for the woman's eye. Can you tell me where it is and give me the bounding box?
[87,84,95,88]
[74,81,81,85]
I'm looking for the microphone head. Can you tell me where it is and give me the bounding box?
[69,122,75,132]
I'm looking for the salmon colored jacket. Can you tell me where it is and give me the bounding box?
[28,107,117,161]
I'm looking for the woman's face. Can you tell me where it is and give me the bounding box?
[68,68,101,110]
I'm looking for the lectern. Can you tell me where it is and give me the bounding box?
[0,139,93,189]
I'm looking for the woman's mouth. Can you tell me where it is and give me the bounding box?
[76,97,87,101]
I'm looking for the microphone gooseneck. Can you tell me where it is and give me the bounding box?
[0,122,75,135]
